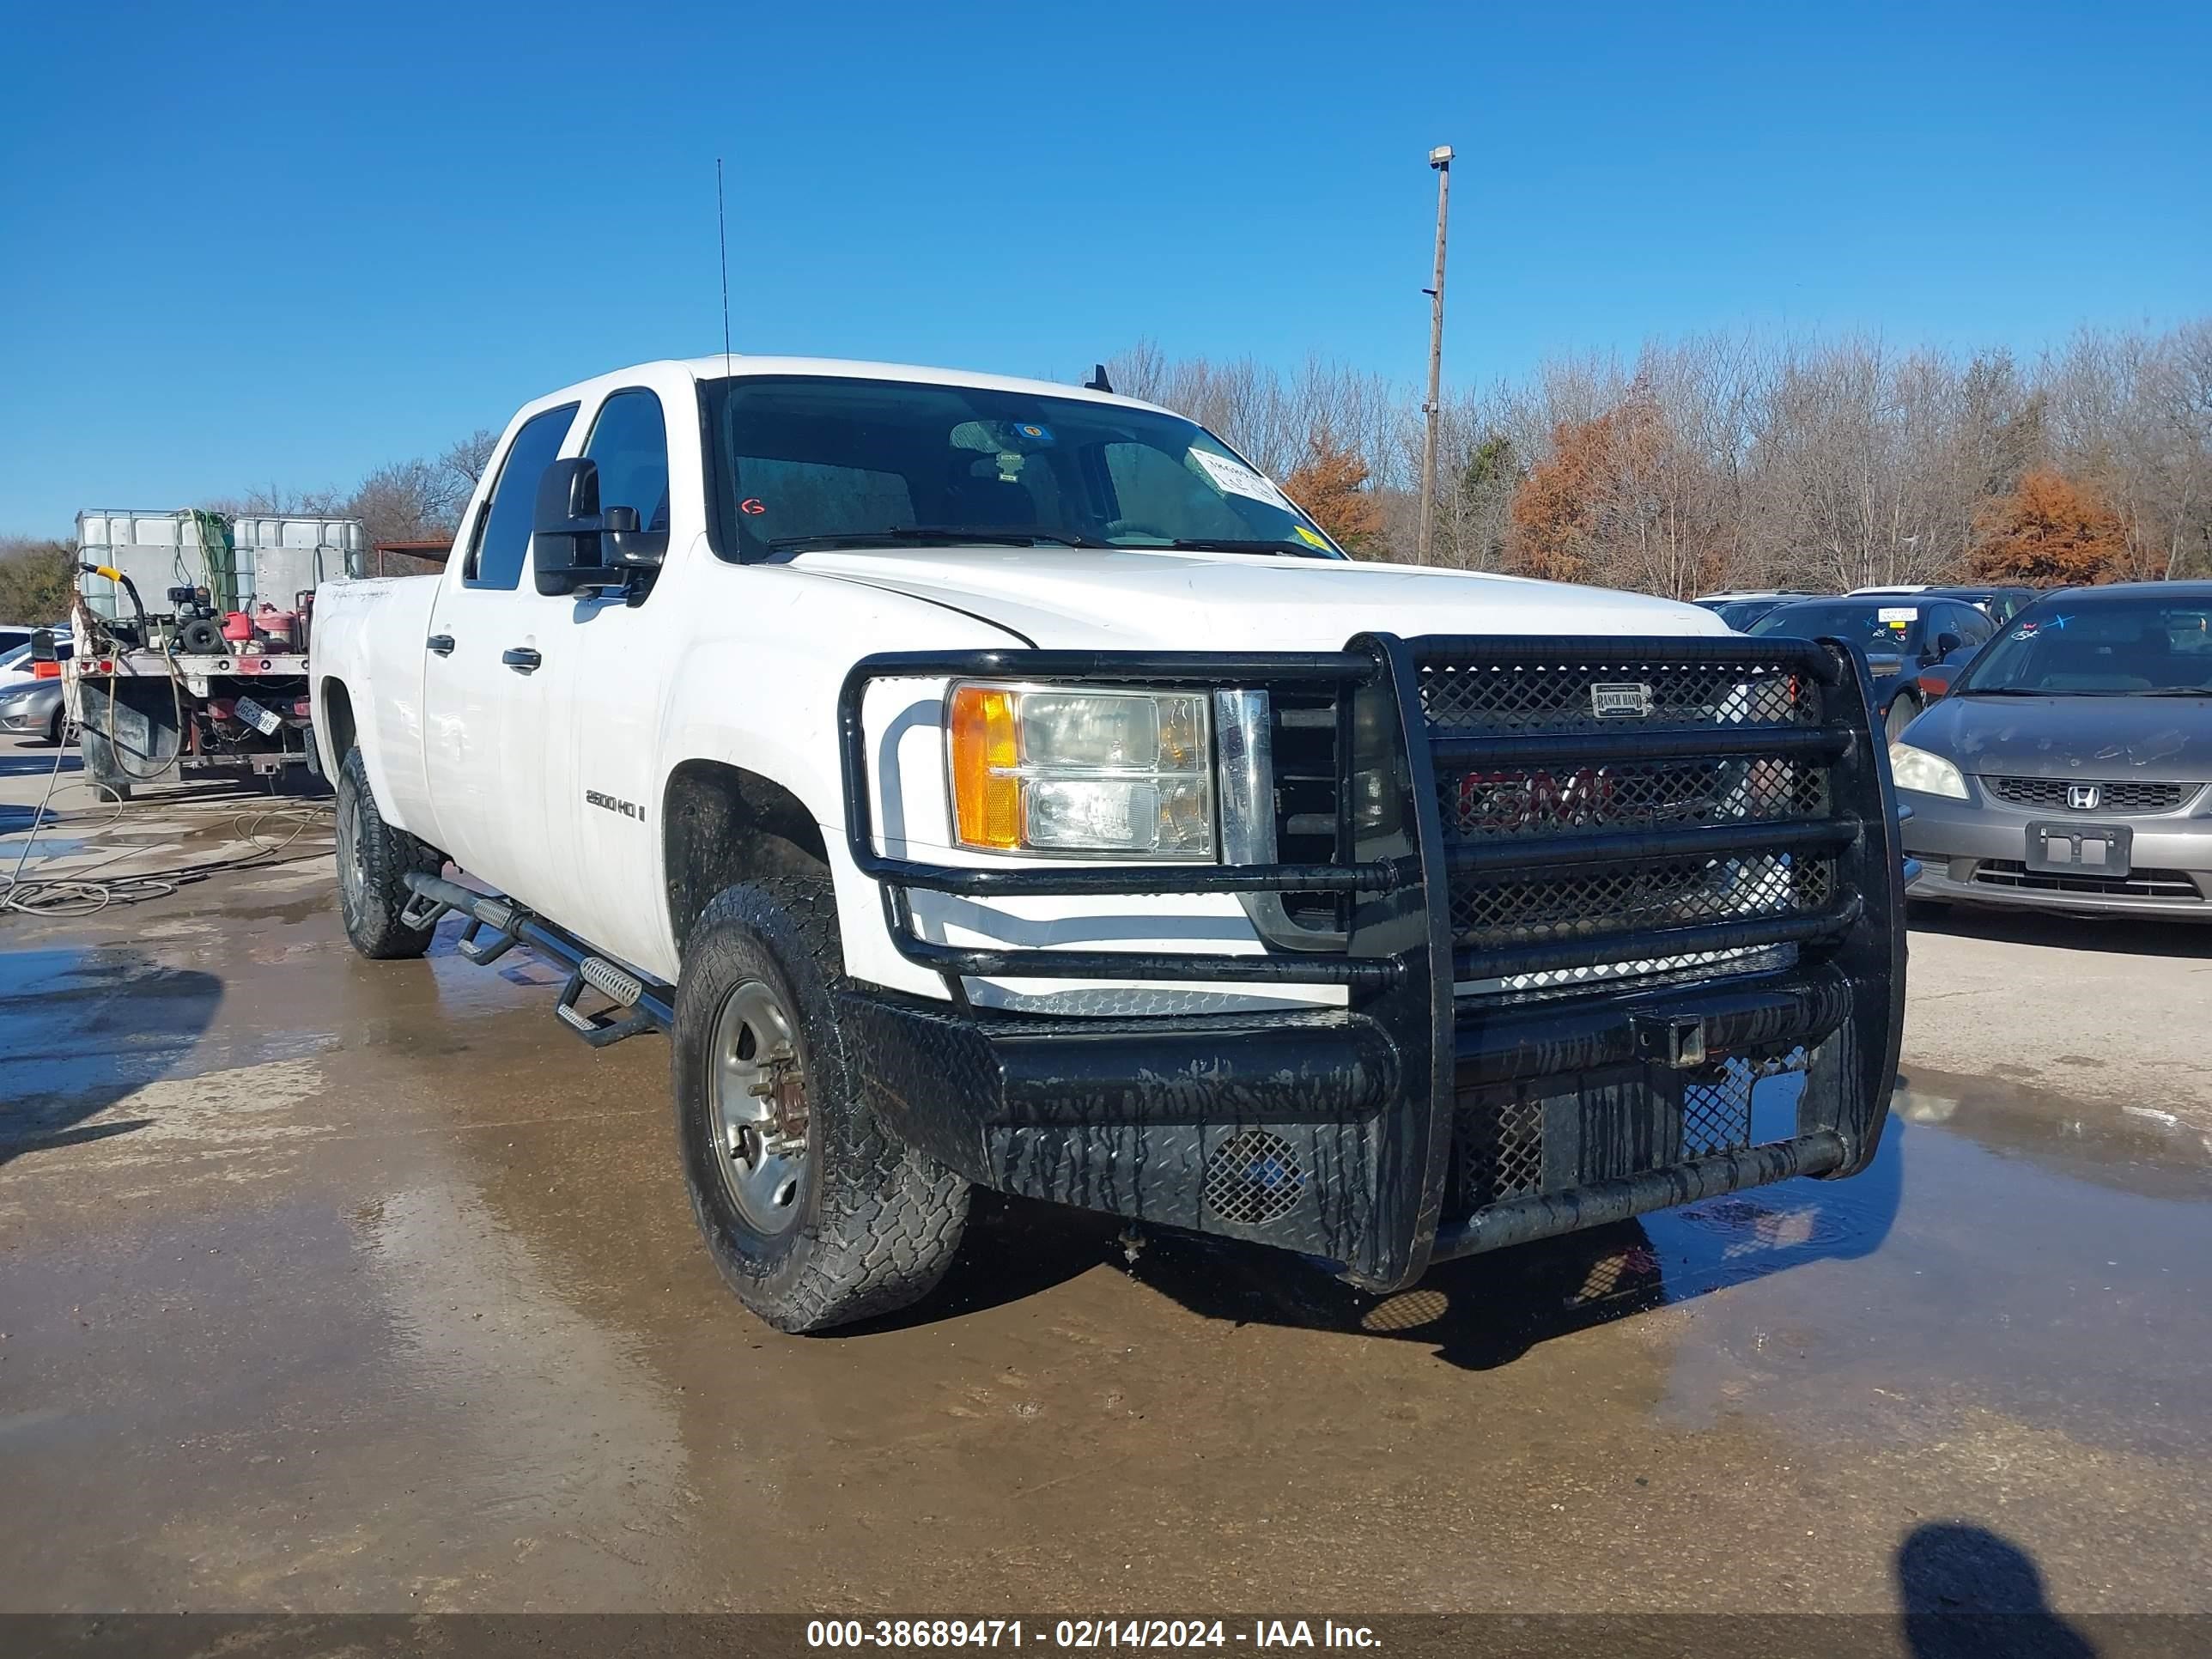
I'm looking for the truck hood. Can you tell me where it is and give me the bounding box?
[788,546,1728,650]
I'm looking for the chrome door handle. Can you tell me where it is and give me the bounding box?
[426,633,455,656]
[501,647,542,674]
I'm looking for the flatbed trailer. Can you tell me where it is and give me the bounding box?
[68,646,318,800]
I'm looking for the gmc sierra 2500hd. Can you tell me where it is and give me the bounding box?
[313,356,1905,1333]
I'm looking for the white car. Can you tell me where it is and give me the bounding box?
[311,355,1905,1332]
[0,631,71,691]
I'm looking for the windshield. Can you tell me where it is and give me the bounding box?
[1750,601,1926,653]
[700,375,1344,562]
[1704,598,1786,631]
[1954,595,2212,696]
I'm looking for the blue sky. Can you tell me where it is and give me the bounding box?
[3,0,2206,536]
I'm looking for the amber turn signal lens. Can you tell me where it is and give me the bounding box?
[948,684,1021,849]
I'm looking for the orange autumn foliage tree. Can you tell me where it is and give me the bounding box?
[1504,404,1659,583]
[1968,468,2130,586]
[1282,434,1384,555]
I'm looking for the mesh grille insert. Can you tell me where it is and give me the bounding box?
[1681,1048,1811,1158]
[1451,853,1833,946]
[1202,1130,1304,1225]
[1420,658,1817,734]
[1455,1095,1546,1210]
[1439,757,1828,842]
[1419,642,1848,1000]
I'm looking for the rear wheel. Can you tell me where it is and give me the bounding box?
[335,745,442,959]
[673,877,969,1332]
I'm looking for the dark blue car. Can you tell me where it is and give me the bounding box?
[1750,595,1998,739]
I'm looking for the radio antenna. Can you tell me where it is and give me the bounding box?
[716,157,733,376]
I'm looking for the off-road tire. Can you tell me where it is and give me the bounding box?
[78,727,131,801]
[335,745,443,960]
[1885,693,1922,744]
[674,878,969,1333]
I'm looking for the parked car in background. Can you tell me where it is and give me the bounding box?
[0,632,72,691]
[1751,594,1997,738]
[1692,591,1821,632]
[0,675,67,745]
[1893,583,2212,920]
[1907,637,1987,705]
[1850,584,2040,624]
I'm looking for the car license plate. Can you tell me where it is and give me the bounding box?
[233,695,284,737]
[2026,820,2131,878]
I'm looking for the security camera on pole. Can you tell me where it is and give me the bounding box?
[1415,144,1453,566]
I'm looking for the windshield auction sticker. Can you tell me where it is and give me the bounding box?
[1188,449,1293,510]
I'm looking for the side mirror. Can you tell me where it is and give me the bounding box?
[30,628,58,663]
[600,505,669,570]
[532,459,665,597]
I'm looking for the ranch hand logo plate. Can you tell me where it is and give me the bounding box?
[1590,683,1655,719]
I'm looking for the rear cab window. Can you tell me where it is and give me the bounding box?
[465,404,580,589]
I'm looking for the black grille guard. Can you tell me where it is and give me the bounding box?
[835,633,1907,1291]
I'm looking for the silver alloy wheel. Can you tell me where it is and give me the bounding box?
[708,978,808,1234]
[337,788,366,918]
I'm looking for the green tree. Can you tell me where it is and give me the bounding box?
[0,537,77,624]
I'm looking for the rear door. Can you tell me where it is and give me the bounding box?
[419,401,577,899]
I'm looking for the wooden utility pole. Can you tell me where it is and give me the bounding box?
[1415,145,1454,566]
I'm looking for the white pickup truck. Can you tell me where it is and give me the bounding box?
[313,356,1905,1333]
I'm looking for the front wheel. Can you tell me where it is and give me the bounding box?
[673,878,969,1333]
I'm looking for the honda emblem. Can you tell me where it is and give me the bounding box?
[2066,784,2101,811]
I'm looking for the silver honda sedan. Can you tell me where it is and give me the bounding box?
[1893,582,2212,921]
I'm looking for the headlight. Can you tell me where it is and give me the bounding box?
[947,684,1214,857]
[1888,742,1968,800]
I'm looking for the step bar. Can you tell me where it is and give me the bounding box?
[400,871,673,1047]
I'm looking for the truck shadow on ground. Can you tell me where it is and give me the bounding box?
[882,1114,1907,1370]
[1896,1522,2095,1658]
[0,945,222,1166]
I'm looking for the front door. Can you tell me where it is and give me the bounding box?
[419,400,578,907]
[539,385,678,969]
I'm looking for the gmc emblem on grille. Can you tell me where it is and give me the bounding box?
[1590,683,1654,719]
[2067,784,2102,811]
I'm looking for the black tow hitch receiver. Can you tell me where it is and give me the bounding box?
[1636,1013,1709,1071]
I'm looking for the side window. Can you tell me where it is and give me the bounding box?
[584,389,671,532]
[465,404,578,590]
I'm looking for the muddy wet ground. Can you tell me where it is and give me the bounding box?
[3,738,2209,1622]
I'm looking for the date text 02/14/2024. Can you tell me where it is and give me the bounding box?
[805,1622,1381,1650]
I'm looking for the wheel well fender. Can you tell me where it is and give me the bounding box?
[662,760,832,954]
[319,678,357,773]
